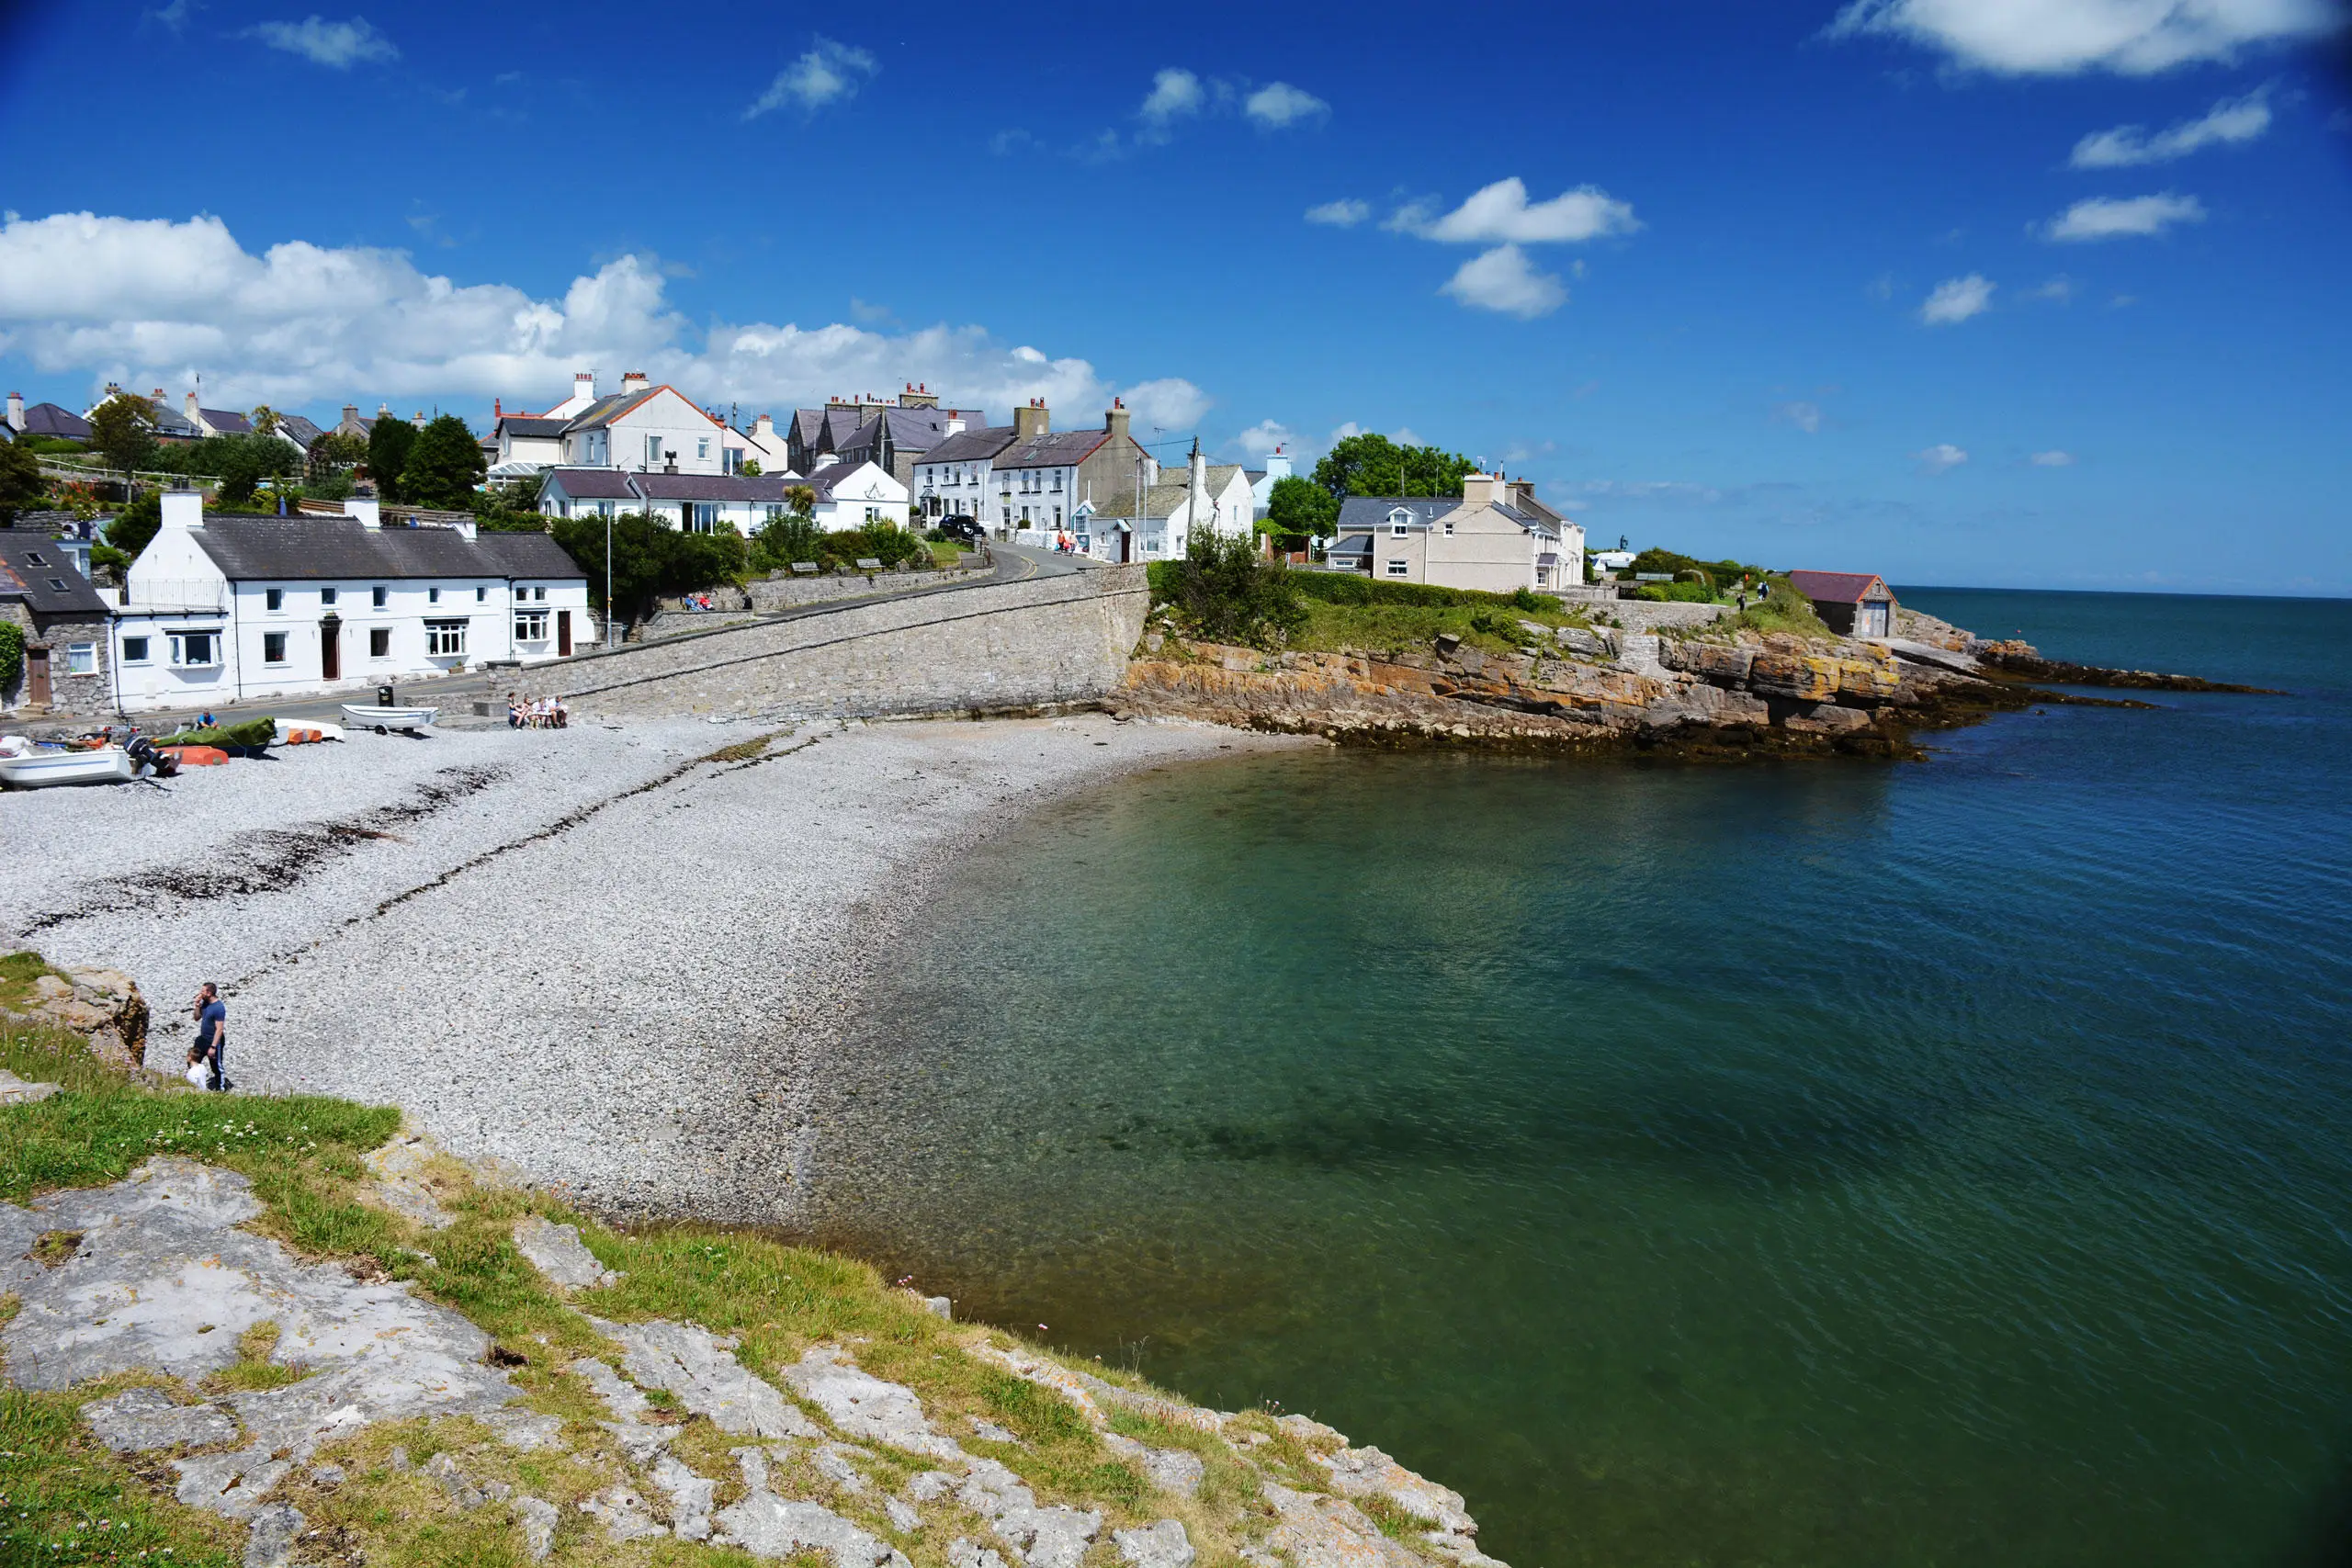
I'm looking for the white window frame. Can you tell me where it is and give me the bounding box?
[514,608,550,642]
[646,434,664,466]
[64,642,96,675]
[168,628,222,667]
[262,631,288,665]
[368,626,393,660]
[265,587,284,612]
[321,587,337,606]
[1385,559,1409,578]
[424,619,467,658]
[120,636,151,665]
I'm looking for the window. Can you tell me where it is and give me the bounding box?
[429,587,441,604]
[121,637,150,664]
[866,506,880,525]
[266,588,283,611]
[1051,470,1062,491]
[646,434,664,466]
[690,502,718,532]
[1443,522,1455,536]
[321,588,337,606]
[424,619,467,657]
[64,642,96,675]
[23,552,44,567]
[1053,507,1062,526]
[696,437,710,461]
[532,586,546,603]
[1385,559,1409,578]
[371,586,387,608]
[476,585,488,602]
[263,632,288,664]
[169,630,220,666]
[369,627,391,658]
[515,609,550,642]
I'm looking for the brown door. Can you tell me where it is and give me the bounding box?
[320,616,341,680]
[26,646,51,706]
[558,610,573,656]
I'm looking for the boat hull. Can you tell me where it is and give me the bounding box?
[339,704,438,733]
[0,748,140,788]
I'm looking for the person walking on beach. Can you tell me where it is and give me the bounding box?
[192,981,230,1091]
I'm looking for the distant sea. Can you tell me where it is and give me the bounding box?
[807,590,2352,1568]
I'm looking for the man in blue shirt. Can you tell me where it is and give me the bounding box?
[192,982,229,1091]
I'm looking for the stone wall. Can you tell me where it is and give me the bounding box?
[743,562,987,613]
[542,566,1148,720]
[1598,600,1732,633]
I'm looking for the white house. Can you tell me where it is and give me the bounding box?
[534,469,804,533]
[910,423,1019,525]
[556,375,728,474]
[1324,474,1584,593]
[110,491,589,712]
[786,461,910,530]
[1079,442,1254,563]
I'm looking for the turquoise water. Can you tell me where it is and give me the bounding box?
[807,592,2352,1567]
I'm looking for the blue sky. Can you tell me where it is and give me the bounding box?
[2,0,2346,592]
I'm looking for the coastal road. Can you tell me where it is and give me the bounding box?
[96,541,1084,733]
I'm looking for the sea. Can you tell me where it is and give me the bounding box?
[804,590,2352,1568]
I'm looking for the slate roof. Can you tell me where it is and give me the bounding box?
[0,531,109,615]
[787,462,898,501]
[200,408,253,435]
[1086,466,1249,522]
[187,515,582,582]
[562,387,704,434]
[994,430,1109,470]
[631,473,792,502]
[1787,570,1889,604]
[539,468,639,500]
[18,402,92,441]
[276,413,324,450]
[920,425,1019,466]
[143,399,201,440]
[1334,497,1452,532]
[498,417,570,439]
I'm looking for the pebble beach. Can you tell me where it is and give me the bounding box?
[0,714,1306,1222]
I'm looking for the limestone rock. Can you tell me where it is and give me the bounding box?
[362,1136,455,1230]
[514,1214,618,1289]
[886,1496,922,1533]
[425,1450,487,1507]
[959,1455,1101,1568]
[611,1319,815,1438]
[81,1385,241,1452]
[1785,703,1871,734]
[1317,1445,1476,1539]
[1103,1432,1204,1495]
[243,1503,305,1568]
[907,1469,958,1503]
[649,1451,717,1540]
[1262,1481,1426,1568]
[784,1344,959,1458]
[1115,1520,1196,1568]
[1658,639,1754,682]
[4,966,147,1070]
[569,1356,650,1421]
[0,1068,59,1105]
[951,1540,1012,1568]
[715,1493,906,1568]
[514,1495,560,1560]
[582,1485,672,1542]
[481,1408,566,1450]
[969,1416,1022,1445]
[814,1441,872,1493]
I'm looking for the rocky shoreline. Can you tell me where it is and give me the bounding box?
[1109,603,2242,760]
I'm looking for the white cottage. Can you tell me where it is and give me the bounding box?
[1080,443,1255,563]
[557,375,729,474]
[787,461,910,530]
[111,491,590,712]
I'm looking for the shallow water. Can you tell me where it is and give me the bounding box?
[807,591,2352,1567]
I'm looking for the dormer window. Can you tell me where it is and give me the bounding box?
[24,552,45,567]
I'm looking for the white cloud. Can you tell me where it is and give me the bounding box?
[1244,82,1329,128]
[246,15,398,69]
[2026,275,2077,301]
[0,210,1161,423]
[1920,273,1995,323]
[2044,191,2206,239]
[1305,198,1370,228]
[745,37,876,119]
[144,0,196,34]
[1139,68,1205,130]
[1441,245,1566,319]
[2030,449,2077,465]
[1916,442,1969,473]
[1410,177,1639,244]
[1776,400,1825,433]
[2071,88,2273,166]
[1828,0,2337,75]
[1236,420,1294,458]
[1329,421,1363,443]
[1117,377,1211,430]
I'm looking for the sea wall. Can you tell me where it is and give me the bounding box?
[544,566,1150,720]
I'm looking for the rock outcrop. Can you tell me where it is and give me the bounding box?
[3,964,149,1068]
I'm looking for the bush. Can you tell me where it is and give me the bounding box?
[1152,530,1306,649]
[750,511,821,573]
[1288,572,1562,615]
[1632,581,1717,603]
[0,622,22,693]
[104,491,163,558]
[550,512,745,623]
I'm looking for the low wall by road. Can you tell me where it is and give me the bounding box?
[540,564,1148,721]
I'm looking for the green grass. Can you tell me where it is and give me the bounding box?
[0,1386,241,1567]
[1,949,63,1012]
[1292,600,1587,659]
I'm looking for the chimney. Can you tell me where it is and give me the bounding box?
[344,496,382,529]
[622,371,650,395]
[753,413,774,436]
[1459,471,1500,509]
[492,397,503,419]
[5,391,20,430]
[1013,399,1049,441]
[1104,398,1129,444]
[342,403,360,428]
[1263,446,1292,482]
[944,414,965,436]
[185,390,200,419]
[161,487,205,532]
[899,381,940,410]
[575,370,596,402]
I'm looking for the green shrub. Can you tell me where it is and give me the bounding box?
[1155,531,1306,648]
[1632,581,1717,603]
[0,621,22,693]
[1289,573,1562,615]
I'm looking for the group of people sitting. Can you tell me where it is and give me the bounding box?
[507,693,571,729]
[682,592,720,612]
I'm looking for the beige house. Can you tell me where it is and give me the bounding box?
[1325,474,1583,592]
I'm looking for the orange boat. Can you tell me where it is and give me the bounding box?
[161,745,231,767]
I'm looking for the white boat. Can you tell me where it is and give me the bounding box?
[339,704,439,734]
[273,718,345,745]
[0,745,140,789]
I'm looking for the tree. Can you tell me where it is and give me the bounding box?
[750,508,821,574]
[87,393,156,475]
[399,414,484,510]
[740,458,763,478]
[1310,433,1478,501]
[307,430,368,479]
[104,491,163,559]
[1263,475,1338,537]
[210,434,298,506]
[367,415,417,502]
[550,512,747,626]
[0,437,43,524]
[473,476,548,531]
[250,406,281,437]
[1160,525,1306,648]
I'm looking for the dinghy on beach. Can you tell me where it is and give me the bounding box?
[340,704,437,735]
[0,745,140,789]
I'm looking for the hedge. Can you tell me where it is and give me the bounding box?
[1289,572,1561,615]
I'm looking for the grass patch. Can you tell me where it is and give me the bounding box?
[0,950,64,1012]
[1291,600,1584,660]
[0,1385,242,1567]
[1359,1492,1442,1544]
[1719,585,1833,642]
[30,1228,84,1267]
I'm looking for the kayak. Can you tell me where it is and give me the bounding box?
[160,746,231,767]
[273,720,345,745]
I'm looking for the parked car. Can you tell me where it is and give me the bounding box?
[941,515,984,545]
